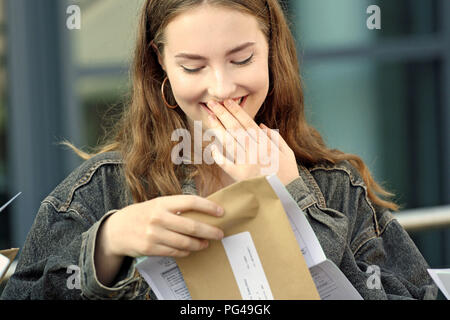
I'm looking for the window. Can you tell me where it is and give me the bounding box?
[0,0,10,250]
[74,0,143,150]
[289,0,449,271]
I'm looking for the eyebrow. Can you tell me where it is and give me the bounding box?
[174,42,255,60]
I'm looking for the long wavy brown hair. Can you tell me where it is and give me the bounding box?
[66,0,399,211]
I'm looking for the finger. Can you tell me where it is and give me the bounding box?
[254,125,281,168]
[146,243,191,258]
[207,117,244,163]
[206,113,225,130]
[208,101,248,154]
[260,124,291,156]
[207,100,244,133]
[223,98,261,134]
[211,144,236,174]
[259,125,276,155]
[157,228,210,252]
[222,99,274,151]
[164,214,225,240]
[207,101,253,153]
[162,195,224,217]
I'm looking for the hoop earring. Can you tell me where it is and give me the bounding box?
[161,76,178,109]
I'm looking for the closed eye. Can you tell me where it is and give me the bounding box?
[181,54,254,74]
[181,65,204,73]
[233,53,254,66]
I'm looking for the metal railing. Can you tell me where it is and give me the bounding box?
[394,205,450,232]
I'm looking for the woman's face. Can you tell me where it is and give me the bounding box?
[160,5,270,128]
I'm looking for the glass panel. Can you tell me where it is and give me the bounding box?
[74,0,145,149]
[290,0,446,284]
[302,57,445,269]
[75,0,145,69]
[77,75,130,149]
[0,0,11,249]
[290,0,438,51]
[301,59,440,210]
[302,59,384,180]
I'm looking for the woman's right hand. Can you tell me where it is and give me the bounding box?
[101,195,225,259]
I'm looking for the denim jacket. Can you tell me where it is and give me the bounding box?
[1,151,438,300]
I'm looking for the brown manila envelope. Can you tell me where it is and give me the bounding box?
[175,175,320,300]
[0,248,19,283]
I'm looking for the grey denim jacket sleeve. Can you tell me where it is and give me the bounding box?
[0,151,438,300]
[1,153,144,300]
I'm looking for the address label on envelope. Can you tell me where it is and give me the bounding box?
[222,231,274,300]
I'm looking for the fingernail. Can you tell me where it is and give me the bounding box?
[217,231,224,240]
[217,206,224,216]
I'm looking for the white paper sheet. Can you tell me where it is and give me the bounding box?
[265,175,326,267]
[0,253,10,280]
[310,260,362,300]
[221,231,274,300]
[136,174,363,300]
[136,256,191,300]
[427,269,450,300]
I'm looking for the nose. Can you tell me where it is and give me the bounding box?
[207,67,237,102]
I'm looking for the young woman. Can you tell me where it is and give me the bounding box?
[1,0,437,300]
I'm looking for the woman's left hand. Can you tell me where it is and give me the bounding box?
[205,99,300,186]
